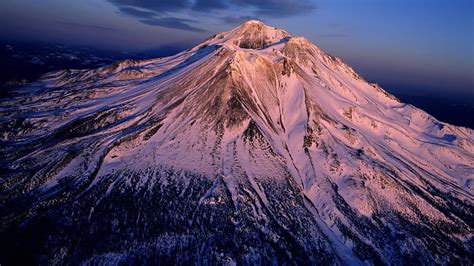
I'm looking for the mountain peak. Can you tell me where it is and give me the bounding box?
[240,19,264,26]
[203,20,291,50]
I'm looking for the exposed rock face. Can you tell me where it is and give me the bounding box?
[1,21,473,265]
[230,20,289,49]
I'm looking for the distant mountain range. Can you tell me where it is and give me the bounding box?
[0,42,126,87]
[0,41,184,94]
[0,21,473,264]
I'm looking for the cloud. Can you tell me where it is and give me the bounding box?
[108,0,190,13]
[139,17,207,33]
[108,0,317,29]
[108,0,207,32]
[118,7,157,18]
[57,21,115,32]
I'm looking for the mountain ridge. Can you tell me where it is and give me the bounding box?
[0,21,473,265]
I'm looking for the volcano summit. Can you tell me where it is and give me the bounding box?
[1,21,473,265]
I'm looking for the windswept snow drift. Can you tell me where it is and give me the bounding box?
[1,20,473,265]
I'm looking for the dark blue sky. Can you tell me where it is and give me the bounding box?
[1,0,473,97]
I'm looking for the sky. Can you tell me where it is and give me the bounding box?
[0,0,473,98]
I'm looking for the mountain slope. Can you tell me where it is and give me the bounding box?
[1,21,473,265]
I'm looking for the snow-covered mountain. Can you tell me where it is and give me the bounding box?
[1,21,473,265]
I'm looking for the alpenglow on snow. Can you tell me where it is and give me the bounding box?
[1,21,473,265]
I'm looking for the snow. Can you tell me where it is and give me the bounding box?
[1,20,473,265]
